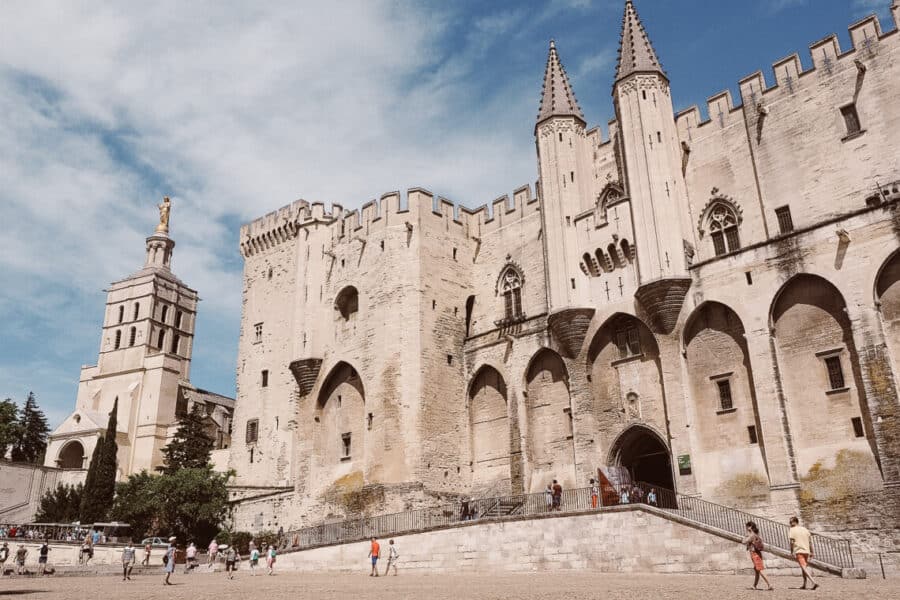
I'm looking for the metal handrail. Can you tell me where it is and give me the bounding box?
[632,482,853,569]
[278,482,853,569]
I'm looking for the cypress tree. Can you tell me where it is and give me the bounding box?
[161,402,214,474]
[79,398,118,523]
[79,436,104,523]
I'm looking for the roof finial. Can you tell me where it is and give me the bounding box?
[536,40,585,130]
[615,0,666,83]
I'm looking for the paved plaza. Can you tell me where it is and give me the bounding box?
[1,571,897,600]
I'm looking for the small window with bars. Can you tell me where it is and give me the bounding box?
[717,380,734,411]
[775,206,794,234]
[246,419,259,444]
[824,355,845,390]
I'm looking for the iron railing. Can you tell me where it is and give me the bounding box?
[279,482,853,570]
[640,484,853,569]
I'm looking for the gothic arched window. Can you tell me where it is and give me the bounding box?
[708,204,740,256]
[699,193,743,257]
[499,266,523,322]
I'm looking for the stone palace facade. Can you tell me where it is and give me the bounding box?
[228,1,900,536]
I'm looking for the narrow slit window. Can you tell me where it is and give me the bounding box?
[161,305,169,323]
[341,433,352,459]
[133,303,140,321]
[747,425,758,445]
[261,369,269,388]
[114,330,122,350]
[170,334,180,355]
[841,104,861,136]
[117,306,124,324]
[851,417,864,438]
[129,326,136,347]
[175,311,183,329]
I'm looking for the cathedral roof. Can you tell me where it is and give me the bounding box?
[615,0,666,83]
[536,40,585,128]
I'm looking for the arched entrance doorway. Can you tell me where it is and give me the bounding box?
[608,425,674,491]
[58,440,85,469]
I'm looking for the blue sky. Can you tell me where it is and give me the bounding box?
[1,0,895,428]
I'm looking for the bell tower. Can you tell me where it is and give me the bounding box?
[612,0,692,332]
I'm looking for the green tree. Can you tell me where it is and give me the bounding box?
[161,402,214,474]
[111,467,231,545]
[10,392,50,463]
[154,467,231,544]
[79,399,119,523]
[35,483,83,523]
[0,398,19,458]
[109,471,157,540]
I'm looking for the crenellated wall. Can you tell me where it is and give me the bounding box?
[228,5,900,559]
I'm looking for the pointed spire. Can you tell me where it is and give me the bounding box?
[536,39,585,129]
[615,0,666,83]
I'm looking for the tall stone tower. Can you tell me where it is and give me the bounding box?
[613,0,692,332]
[535,41,598,357]
[45,199,200,476]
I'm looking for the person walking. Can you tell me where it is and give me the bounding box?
[14,545,27,575]
[184,542,197,573]
[207,538,219,568]
[163,537,177,586]
[0,542,9,576]
[249,545,260,576]
[224,546,239,579]
[36,541,50,576]
[121,542,136,581]
[384,539,399,576]
[789,517,819,590]
[368,537,380,577]
[266,543,277,575]
[142,541,151,566]
[552,479,563,511]
[742,522,774,591]
[590,478,600,509]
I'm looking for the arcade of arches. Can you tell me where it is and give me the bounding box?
[462,255,899,502]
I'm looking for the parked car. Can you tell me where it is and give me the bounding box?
[141,537,169,547]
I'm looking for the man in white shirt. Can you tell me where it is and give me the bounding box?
[789,516,819,590]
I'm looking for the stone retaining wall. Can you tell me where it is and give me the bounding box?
[275,507,806,576]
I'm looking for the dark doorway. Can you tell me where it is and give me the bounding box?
[609,425,674,492]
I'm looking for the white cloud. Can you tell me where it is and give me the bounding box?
[0,0,543,424]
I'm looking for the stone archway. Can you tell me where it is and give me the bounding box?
[58,440,85,469]
[607,425,674,492]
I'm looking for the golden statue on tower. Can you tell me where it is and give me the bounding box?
[156,196,171,234]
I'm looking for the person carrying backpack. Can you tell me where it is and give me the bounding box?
[743,522,774,591]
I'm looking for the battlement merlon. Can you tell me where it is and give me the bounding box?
[674,10,898,129]
[239,184,538,258]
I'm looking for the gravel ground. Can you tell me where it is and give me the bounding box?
[1,570,897,599]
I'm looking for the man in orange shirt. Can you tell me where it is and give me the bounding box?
[368,537,380,577]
